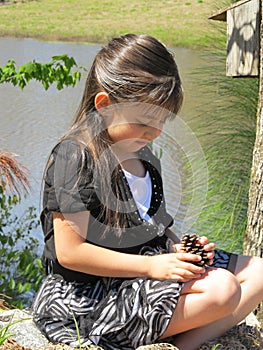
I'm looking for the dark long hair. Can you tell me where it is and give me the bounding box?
[51,34,183,234]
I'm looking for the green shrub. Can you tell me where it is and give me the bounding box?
[0,185,44,308]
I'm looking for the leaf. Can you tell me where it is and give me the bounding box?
[8,279,15,290]
[35,258,43,269]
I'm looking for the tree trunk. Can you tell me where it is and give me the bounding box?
[244,1,263,257]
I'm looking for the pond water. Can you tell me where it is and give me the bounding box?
[0,37,212,246]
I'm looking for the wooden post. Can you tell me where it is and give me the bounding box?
[244,0,263,257]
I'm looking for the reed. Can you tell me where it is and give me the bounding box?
[189,44,258,253]
[0,152,30,196]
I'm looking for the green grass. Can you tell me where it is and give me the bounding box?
[0,314,30,346]
[0,0,228,48]
[188,50,258,253]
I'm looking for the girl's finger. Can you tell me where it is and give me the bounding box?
[172,268,204,282]
[198,236,209,245]
[176,252,203,263]
[206,251,215,259]
[203,243,216,251]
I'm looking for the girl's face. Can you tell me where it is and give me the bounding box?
[106,103,168,153]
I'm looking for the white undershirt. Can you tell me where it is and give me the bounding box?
[122,169,152,221]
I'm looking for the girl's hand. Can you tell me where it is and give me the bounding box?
[146,252,206,282]
[173,236,215,266]
[198,236,215,265]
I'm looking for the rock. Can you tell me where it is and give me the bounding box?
[0,309,49,349]
[0,309,262,350]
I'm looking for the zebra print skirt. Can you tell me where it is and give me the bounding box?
[32,249,236,350]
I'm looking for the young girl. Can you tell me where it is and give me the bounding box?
[32,34,263,350]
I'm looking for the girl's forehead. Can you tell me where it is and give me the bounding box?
[114,102,171,121]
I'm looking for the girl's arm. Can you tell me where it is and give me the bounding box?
[53,211,207,282]
[54,211,150,278]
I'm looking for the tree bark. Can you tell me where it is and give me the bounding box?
[244,1,263,257]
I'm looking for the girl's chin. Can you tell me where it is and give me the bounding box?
[111,140,148,153]
[135,140,148,148]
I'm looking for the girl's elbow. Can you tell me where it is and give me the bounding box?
[56,251,76,269]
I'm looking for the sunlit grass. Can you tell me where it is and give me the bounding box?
[189,48,258,253]
[0,0,228,47]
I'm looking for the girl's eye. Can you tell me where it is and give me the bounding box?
[135,115,165,128]
[135,119,150,127]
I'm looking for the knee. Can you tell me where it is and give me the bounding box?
[206,268,241,314]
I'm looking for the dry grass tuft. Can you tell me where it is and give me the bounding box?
[0,151,30,196]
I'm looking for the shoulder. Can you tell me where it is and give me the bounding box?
[51,139,91,161]
[45,139,94,184]
[49,139,94,170]
[43,139,98,213]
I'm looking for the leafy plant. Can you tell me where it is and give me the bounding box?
[0,184,44,308]
[0,54,84,90]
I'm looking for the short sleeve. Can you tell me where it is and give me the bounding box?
[43,140,100,213]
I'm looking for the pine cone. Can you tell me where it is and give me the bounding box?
[180,234,209,267]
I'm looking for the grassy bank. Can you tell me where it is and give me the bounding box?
[0,0,227,48]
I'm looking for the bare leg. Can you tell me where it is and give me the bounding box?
[160,268,241,337]
[163,255,263,350]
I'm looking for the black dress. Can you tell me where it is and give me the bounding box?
[32,140,235,349]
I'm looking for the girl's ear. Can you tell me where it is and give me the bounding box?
[94,92,111,111]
